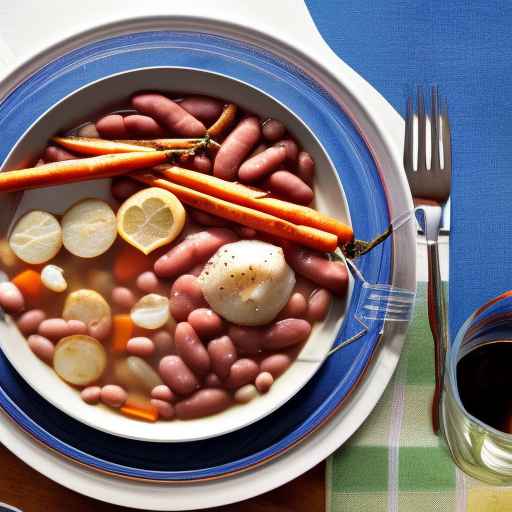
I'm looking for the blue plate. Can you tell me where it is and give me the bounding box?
[0,30,391,481]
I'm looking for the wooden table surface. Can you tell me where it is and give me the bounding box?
[0,443,325,512]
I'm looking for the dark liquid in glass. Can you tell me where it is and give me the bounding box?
[457,341,512,434]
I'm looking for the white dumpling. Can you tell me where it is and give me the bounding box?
[198,240,295,326]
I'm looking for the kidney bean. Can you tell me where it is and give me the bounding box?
[224,358,259,389]
[169,275,208,322]
[234,384,258,404]
[175,389,231,419]
[96,114,130,138]
[151,384,175,402]
[152,330,175,356]
[262,318,311,350]
[238,146,287,182]
[283,244,348,296]
[273,139,299,162]
[100,385,127,408]
[159,355,200,395]
[205,373,222,388]
[190,210,230,228]
[207,335,237,379]
[27,335,54,364]
[88,317,112,341]
[0,282,24,313]
[296,151,315,185]
[81,386,101,404]
[38,318,69,340]
[187,308,224,340]
[262,119,286,141]
[131,93,206,137]
[227,325,263,355]
[136,271,160,293]
[255,372,274,393]
[277,292,308,320]
[17,309,46,335]
[151,399,175,419]
[67,320,88,335]
[111,287,136,310]
[155,228,238,279]
[127,337,155,357]
[213,117,261,180]
[266,170,313,205]
[307,289,332,322]
[123,114,165,137]
[174,322,210,376]
[111,178,143,201]
[260,353,292,378]
[192,155,212,173]
[179,96,224,124]
[44,146,76,162]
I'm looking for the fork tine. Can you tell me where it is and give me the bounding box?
[403,96,414,171]
[431,86,441,171]
[417,86,427,172]
[441,98,452,173]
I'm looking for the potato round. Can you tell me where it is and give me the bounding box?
[63,289,111,328]
[53,335,107,386]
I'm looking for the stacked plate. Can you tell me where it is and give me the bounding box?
[0,17,415,510]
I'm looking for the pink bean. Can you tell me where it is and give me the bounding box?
[111,287,136,310]
[296,151,315,185]
[205,373,222,388]
[174,322,210,376]
[152,330,175,356]
[150,399,175,419]
[81,386,101,404]
[127,337,155,357]
[17,309,46,335]
[159,355,200,395]
[175,389,231,420]
[111,178,143,201]
[155,228,238,278]
[88,317,112,341]
[190,210,230,228]
[38,318,70,340]
[213,117,261,180]
[27,335,54,364]
[273,139,299,162]
[169,275,208,322]
[307,289,332,322]
[238,146,287,182]
[192,155,212,173]
[223,358,260,389]
[187,308,224,340]
[262,319,311,350]
[131,93,206,137]
[266,170,314,205]
[207,335,237,379]
[179,96,224,124]
[277,292,308,320]
[123,115,166,137]
[0,282,24,313]
[151,384,175,402]
[44,146,76,162]
[96,114,130,139]
[255,372,274,393]
[136,271,160,293]
[100,385,127,408]
[227,325,263,355]
[262,119,286,141]
[67,320,88,335]
[260,353,292,378]
[283,244,349,296]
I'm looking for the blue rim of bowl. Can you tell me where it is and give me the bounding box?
[0,30,391,481]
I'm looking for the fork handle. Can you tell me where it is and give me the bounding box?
[426,240,448,434]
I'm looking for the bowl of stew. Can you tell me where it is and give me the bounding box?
[0,67,352,442]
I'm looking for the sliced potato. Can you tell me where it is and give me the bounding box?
[114,356,163,392]
[62,199,117,258]
[63,289,111,328]
[130,293,170,330]
[53,335,107,386]
[9,210,62,264]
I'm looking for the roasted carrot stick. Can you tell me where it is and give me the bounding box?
[207,103,238,138]
[111,314,134,353]
[0,151,174,193]
[155,166,354,243]
[53,136,155,155]
[121,399,159,422]
[114,138,215,150]
[133,173,338,252]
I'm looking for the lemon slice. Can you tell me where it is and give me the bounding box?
[9,210,62,264]
[62,199,117,258]
[117,187,186,255]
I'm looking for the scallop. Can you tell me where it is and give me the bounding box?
[114,356,163,392]
[41,265,67,292]
[198,241,295,326]
[130,293,170,330]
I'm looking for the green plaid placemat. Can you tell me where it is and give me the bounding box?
[326,278,512,511]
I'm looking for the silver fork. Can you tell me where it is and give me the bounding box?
[404,86,451,434]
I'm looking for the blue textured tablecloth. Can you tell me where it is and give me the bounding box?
[306,0,512,337]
